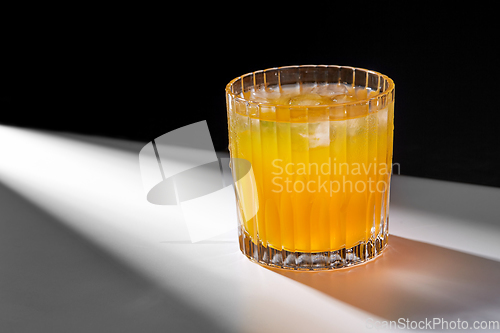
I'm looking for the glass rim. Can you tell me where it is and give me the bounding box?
[225,64,395,109]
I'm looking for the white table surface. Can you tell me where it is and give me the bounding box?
[1,125,499,333]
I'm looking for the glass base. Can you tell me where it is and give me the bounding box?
[238,225,388,270]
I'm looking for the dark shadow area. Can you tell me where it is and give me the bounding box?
[0,181,232,333]
[391,175,500,228]
[266,235,500,321]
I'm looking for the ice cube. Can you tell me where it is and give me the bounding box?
[333,94,357,103]
[308,122,330,148]
[368,90,379,98]
[346,117,366,137]
[248,86,295,105]
[249,88,279,103]
[355,87,368,100]
[288,93,332,106]
[311,83,348,97]
[354,87,379,100]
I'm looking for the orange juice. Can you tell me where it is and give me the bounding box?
[226,66,394,269]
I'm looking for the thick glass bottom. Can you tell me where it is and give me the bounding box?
[238,225,388,270]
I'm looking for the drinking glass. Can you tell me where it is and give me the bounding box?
[226,65,395,270]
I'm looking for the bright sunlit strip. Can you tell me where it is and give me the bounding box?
[0,125,244,329]
[0,125,187,245]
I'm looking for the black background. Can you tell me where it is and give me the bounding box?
[2,6,499,187]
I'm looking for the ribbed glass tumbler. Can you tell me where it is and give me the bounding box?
[225,65,395,270]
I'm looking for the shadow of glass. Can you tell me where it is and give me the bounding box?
[265,235,500,321]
